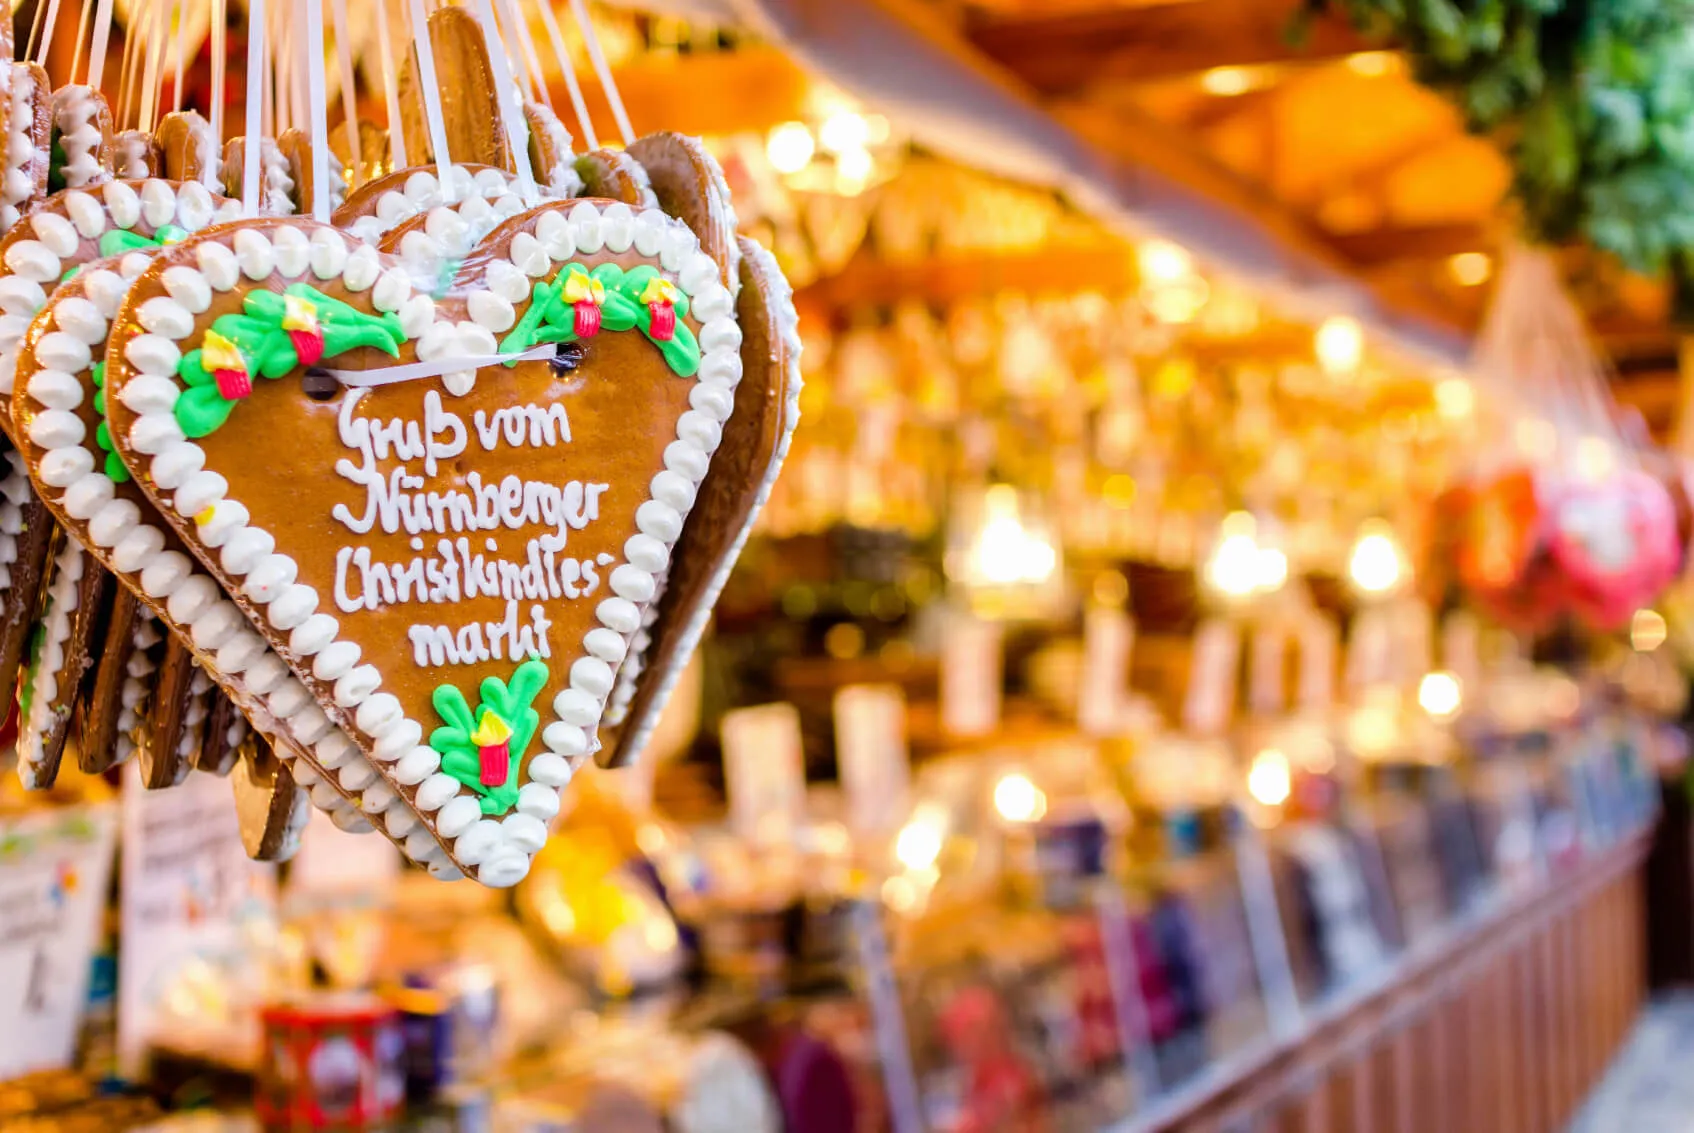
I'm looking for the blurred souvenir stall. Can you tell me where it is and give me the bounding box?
[1,0,1690,1132]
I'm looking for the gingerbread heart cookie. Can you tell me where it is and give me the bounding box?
[524,102,584,197]
[602,236,800,765]
[0,439,55,714]
[0,179,244,399]
[277,128,349,216]
[114,130,162,180]
[231,736,312,861]
[10,252,417,849]
[1,63,52,229]
[221,137,297,216]
[155,111,223,190]
[577,150,658,211]
[48,86,114,192]
[197,687,248,776]
[74,585,150,773]
[15,530,112,788]
[104,199,741,884]
[397,6,511,174]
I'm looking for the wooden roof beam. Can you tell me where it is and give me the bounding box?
[1328,223,1488,266]
[966,0,1379,95]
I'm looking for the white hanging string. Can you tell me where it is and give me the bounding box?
[85,0,117,90]
[567,0,631,145]
[488,0,529,101]
[114,4,143,127]
[261,3,275,136]
[467,0,535,202]
[286,3,306,134]
[514,3,550,106]
[136,0,167,131]
[536,0,595,150]
[495,0,546,108]
[406,0,457,201]
[171,0,187,113]
[375,0,406,170]
[329,0,363,183]
[208,0,225,145]
[69,0,94,86]
[242,0,266,216]
[303,0,331,222]
[324,344,553,388]
[32,0,64,67]
[26,0,50,63]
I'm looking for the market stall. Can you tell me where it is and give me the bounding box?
[0,0,1686,1131]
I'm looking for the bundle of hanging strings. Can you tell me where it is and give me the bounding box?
[0,0,800,888]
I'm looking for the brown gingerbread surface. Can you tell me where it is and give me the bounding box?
[602,236,797,766]
[103,205,718,871]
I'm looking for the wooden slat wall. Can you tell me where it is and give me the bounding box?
[1145,836,1648,1132]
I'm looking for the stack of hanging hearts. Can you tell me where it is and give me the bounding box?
[1448,463,1683,634]
[0,5,802,886]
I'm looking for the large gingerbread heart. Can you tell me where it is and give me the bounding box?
[104,199,741,885]
[602,235,801,766]
[0,185,408,850]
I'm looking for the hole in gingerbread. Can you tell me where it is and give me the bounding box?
[301,368,339,402]
[550,341,585,376]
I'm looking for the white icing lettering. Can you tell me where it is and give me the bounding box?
[331,386,615,670]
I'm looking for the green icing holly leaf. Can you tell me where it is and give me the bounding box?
[98,225,188,259]
[497,262,701,377]
[430,658,551,816]
[171,284,405,437]
[90,361,128,483]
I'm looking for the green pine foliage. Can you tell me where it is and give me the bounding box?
[1312,0,1694,310]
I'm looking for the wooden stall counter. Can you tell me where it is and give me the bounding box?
[1115,831,1649,1133]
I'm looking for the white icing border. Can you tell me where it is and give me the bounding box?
[0,448,31,589]
[1,63,37,230]
[51,87,107,191]
[0,179,246,395]
[342,164,533,250]
[114,201,740,885]
[13,217,409,858]
[611,238,803,761]
[116,612,163,766]
[16,537,84,787]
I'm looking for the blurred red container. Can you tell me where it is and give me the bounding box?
[256,993,405,1131]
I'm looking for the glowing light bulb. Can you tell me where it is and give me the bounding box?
[1201,66,1253,96]
[819,111,870,154]
[1575,435,1615,481]
[1255,547,1289,591]
[1315,316,1364,375]
[766,121,815,175]
[834,145,874,195]
[1207,533,1262,598]
[894,820,942,871]
[994,773,1046,823]
[1448,251,1492,287]
[1345,51,1398,77]
[1435,375,1475,420]
[1247,748,1292,807]
[1632,609,1667,652]
[1418,670,1462,718]
[1138,239,1193,285]
[1349,523,1403,594]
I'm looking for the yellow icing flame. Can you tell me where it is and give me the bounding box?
[195,506,216,526]
[282,292,320,333]
[201,329,246,374]
[561,270,605,306]
[639,277,678,306]
[470,713,513,747]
